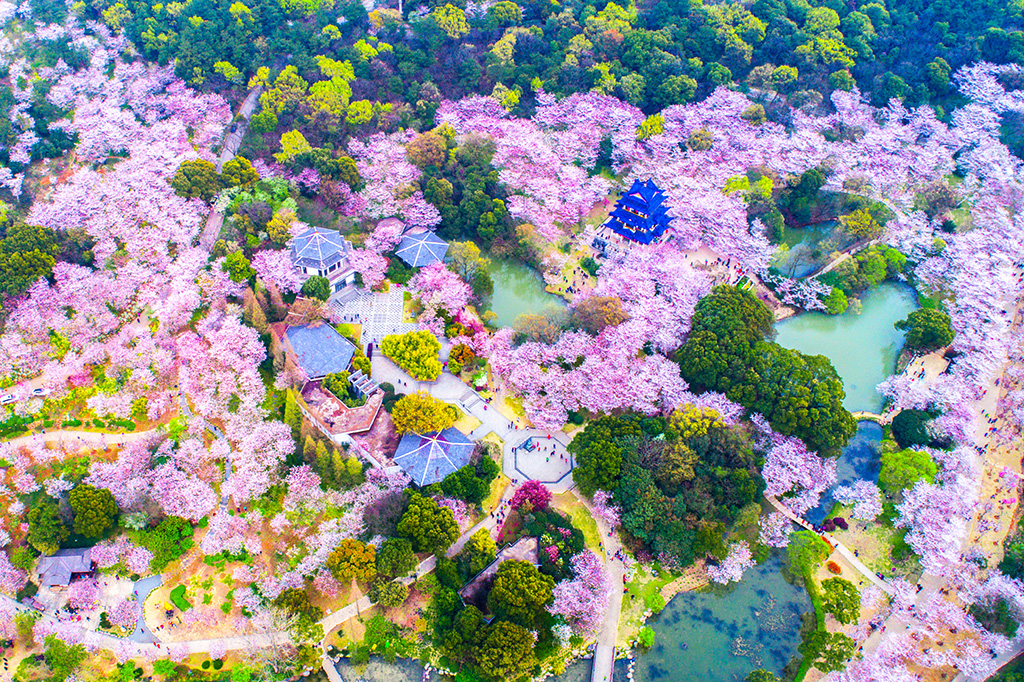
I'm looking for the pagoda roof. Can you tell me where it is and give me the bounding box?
[393,427,474,486]
[395,231,449,268]
[604,179,673,244]
[290,227,352,270]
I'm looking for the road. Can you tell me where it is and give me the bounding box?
[200,85,262,250]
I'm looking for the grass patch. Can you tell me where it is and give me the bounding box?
[452,411,482,435]
[169,585,192,611]
[554,494,602,553]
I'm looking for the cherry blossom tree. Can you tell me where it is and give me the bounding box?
[707,541,755,584]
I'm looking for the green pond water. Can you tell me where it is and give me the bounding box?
[485,258,567,328]
[635,556,812,682]
[774,282,918,413]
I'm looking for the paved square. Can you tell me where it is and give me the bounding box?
[505,430,573,490]
[331,285,420,347]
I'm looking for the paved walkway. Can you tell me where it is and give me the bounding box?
[503,430,574,493]
[572,491,624,682]
[127,575,164,643]
[200,85,262,250]
[3,428,161,449]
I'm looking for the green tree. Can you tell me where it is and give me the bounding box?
[432,3,469,40]
[820,577,860,624]
[274,129,313,163]
[397,493,459,554]
[221,156,259,189]
[300,275,331,301]
[273,588,324,644]
[745,671,780,682]
[447,241,491,281]
[325,539,377,582]
[798,631,856,673]
[895,308,955,352]
[678,286,855,454]
[406,130,448,168]
[44,634,87,682]
[486,559,554,627]
[823,287,848,315]
[375,538,417,579]
[879,447,937,493]
[457,528,496,578]
[27,500,69,554]
[170,159,223,201]
[636,114,665,140]
[841,208,883,239]
[222,251,255,283]
[568,416,641,495]
[381,330,443,381]
[390,392,460,434]
[890,409,933,449]
[475,621,536,681]
[69,484,118,539]
[369,580,409,608]
[787,530,830,579]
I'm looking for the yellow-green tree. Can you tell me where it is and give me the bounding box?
[841,208,883,239]
[391,392,460,434]
[432,3,469,40]
[326,539,377,582]
[381,330,442,380]
[636,113,664,140]
[275,130,313,163]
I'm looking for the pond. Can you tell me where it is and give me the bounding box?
[634,555,811,682]
[804,421,884,526]
[485,258,567,329]
[774,282,918,413]
[776,223,836,278]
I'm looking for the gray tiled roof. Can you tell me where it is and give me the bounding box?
[284,324,357,379]
[38,547,92,586]
[393,427,473,486]
[290,227,351,270]
[395,231,448,268]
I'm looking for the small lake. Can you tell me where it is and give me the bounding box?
[774,282,917,413]
[804,421,884,526]
[634,556,811,682]
[485,258,567,329]
[777,223,835,278]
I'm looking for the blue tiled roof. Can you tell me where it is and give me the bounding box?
[393,427,474,486]
[604,179,673,244]
[395,231,449,268]
[290,227,351,270]
[284,324,356,379]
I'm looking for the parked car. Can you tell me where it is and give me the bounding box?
[31,388,49,397]
[0,395,13,405]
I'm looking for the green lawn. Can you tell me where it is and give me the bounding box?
[170,585,192,611]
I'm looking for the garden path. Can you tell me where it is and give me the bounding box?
[128,575,164,644]
[570,490,624,682]
[199,84,262,251]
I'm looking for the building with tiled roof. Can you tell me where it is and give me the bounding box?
[604,179,673,244]
[289,226,358,296]
[393,427,474,486]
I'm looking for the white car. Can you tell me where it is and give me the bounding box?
[31,388,49,397]
[0,395,13,405]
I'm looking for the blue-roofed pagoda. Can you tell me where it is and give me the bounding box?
[603,179,672,244]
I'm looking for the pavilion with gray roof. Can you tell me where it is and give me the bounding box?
[283,323,356,380]
[38,548,93,587]
[289,226,358,295]
[395,231,449,268]
[393,427,474,486]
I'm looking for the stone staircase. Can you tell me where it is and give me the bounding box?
[348,369,378,397]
